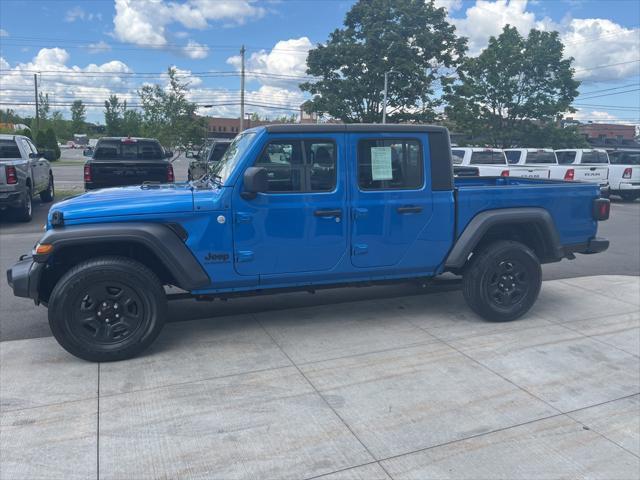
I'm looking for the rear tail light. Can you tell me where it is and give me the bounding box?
[167,164,175,182]
[500,170,509,177]
[83,164,92,183]
[593,198,610,221]
[5,165,17,184]
[622,167,632,179]
[564,169,575,181]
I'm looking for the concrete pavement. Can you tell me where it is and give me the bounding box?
[1,275,638,479]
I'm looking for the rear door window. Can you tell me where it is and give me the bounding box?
[358,138,423,190]
[470,151,506,165]
[0,139,21,159]
[556,151,576,164]
[526,151,556,164]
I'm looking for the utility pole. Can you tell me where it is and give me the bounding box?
[34,73,40,133]
[382,71,389,124]
[240,45,245,132]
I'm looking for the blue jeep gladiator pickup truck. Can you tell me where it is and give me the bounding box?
[7,124,610,362]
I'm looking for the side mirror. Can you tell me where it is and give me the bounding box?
[29,152,40,159]
[241,167,268,200]
[83,149,93,157]
[165,150,173,158]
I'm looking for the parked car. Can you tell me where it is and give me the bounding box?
[504,149,554,179]
[553,149,610,196]
[83,137,174,190]
[187,139,232,181]
[608,150,640,202]
[0,134,55,221]
[451,147,510,177]
[7,124,610,361]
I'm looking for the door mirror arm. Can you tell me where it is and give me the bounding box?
[241,167,268,200]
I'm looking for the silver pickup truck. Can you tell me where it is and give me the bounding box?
[0,134,55,222]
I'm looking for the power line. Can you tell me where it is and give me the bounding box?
[578,88,640,100]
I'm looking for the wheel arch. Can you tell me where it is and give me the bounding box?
[444,208,563,270]
[36,222,210,302]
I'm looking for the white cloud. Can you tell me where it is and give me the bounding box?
[562,19,640,82]
[433,0,463,12]
[227,37,313,87]
[0,29,8,37]
[113,0,265,47]
[450,0,639,83]
[65,6,102,22]
[87,41,112,54]
[183,40,209,60]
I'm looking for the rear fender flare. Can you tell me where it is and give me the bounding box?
[444,208,563,269]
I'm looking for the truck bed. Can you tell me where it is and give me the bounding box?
[454,177,600,246]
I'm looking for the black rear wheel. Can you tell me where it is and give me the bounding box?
[463,240,541,322]
[14,185,32,222]
[48,256,167,361]
[40,173,54,202]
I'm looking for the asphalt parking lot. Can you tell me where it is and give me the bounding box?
[1,275,638,479]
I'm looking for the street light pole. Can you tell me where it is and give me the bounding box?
[382,71,389,124]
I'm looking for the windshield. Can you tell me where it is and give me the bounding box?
[526,151,557,164]
[470,151,506,165]
[94,139,165,161]
[610,151,640,165]
[0,139,21,159]
[451,149,465,165]
[209,143,230,162]
[209,132,256,184]
[581,151,609,164]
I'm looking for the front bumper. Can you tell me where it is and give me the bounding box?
[6,256,44,303]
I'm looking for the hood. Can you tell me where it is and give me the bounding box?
[49,184,195,224]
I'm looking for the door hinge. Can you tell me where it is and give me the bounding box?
[235,212,252,224]
[352,207,368,220]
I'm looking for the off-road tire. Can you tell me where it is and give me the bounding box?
[40,173,54,202]
[463,240,542,322]
[48,256,167,362]
[14,184,33,222]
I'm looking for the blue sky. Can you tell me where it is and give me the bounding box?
[0,0,638,125]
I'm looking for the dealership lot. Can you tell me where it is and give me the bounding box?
[1,275,638,479]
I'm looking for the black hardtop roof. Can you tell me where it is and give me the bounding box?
[261,124,449,134]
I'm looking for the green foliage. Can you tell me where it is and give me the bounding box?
[35,130,47,149]
[71,100,87,134]
[37,93,50,121]
[138,67,203,148]
[44,128,61,160]
[104,95,127,136]
[444,25,580,148]
[17,128,32,140]
[122,109,143,137]
[300,0,466,123]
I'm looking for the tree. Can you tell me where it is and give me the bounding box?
[300,0,466,123]
[138,67,203,148]
[104,95,126,136]
[35,130,47,150]
[71,100,86,134]
[37,93,50,121]
[444,25,580,148]
[44,128,61,160]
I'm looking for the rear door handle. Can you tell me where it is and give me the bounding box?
[397,205,423,214]
[314,209,342,218]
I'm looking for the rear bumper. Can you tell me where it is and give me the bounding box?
[616,182,640,191]
[6,256,44,302]
[0,190,23,209]
[564,237,610,257]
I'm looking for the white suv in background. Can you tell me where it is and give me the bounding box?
[504,149,554,179]
[451,147,510,177]
[608,150,640,202]
[553,149,610,196]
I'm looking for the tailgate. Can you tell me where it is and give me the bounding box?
[510,166,550,179]
[574,165,608,183]
[91,162,169,186]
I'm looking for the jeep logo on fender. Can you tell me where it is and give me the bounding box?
[204,252,230,263]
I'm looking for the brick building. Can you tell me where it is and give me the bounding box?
[578,123,636,143]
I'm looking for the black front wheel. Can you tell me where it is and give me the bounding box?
[463,240,542,322]
[48,256,167,362]
[40,173,54,202]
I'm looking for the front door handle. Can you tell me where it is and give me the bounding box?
[314,209,342,218]
[397,205,423,214]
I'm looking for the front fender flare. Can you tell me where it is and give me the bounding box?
[35,222,210,290]
[444,208,563,269]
